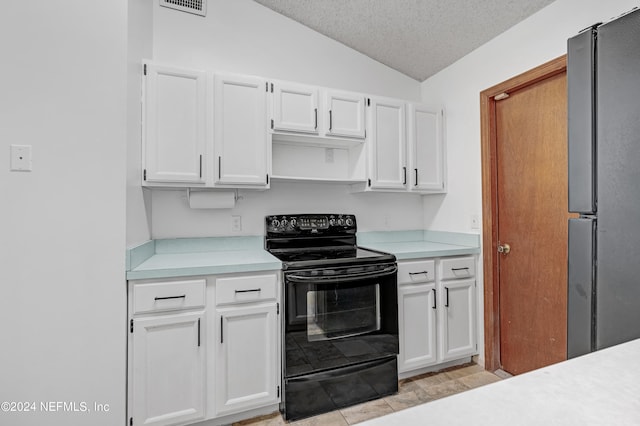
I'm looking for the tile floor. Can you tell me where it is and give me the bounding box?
[233,363,502,426]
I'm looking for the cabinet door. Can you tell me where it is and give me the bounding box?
[409,104,445,192]
[272,82,319,133]
[216,303,279,416]
[131,311,205,426]
[143,62,206,184]
[398,283,438,372]
[368,97,407,189]
[325,90,366,138]
[214,73,269,185]
[438,279,476,362]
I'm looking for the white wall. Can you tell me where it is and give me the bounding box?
[147,0,425,239]
[421,0,639,366]
[0,2,127,425]
[421,0,638,233]
[127,0,154,247]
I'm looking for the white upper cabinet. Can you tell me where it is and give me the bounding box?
[408,104,446,192]
[368,97,407,189]
[271,81,319,134]
[143,62,206,184]
[214,73,269,186]
[324,90,366,139]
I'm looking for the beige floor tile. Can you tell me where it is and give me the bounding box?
[457,371,502,389]
[384,391,424,411]
[289,410,348,426]
[340,398,394,424]
[444,363,485,380]
[412,372,453,389]
[421,379,470,400]
[233,411,285,426]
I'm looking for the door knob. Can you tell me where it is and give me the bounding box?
[497,243,511,254]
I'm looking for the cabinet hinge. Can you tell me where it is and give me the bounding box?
[368,179,371,187]
[271,119,274,129]
[266,174,269,184]
[266,82,268,92]
[143,64,146,76]
[277,302,279,315]
[143,169,147,181]
[270,83,273,93]
[130,319,133,333]
[277,386,280,398]
[367,98,370,106]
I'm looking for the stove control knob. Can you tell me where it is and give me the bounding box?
[281,219,288,227]
[271,219,280,228]
[329,218,336,226]
[337,218,345,226]
[289,218,297,228]
[345,218,354,227]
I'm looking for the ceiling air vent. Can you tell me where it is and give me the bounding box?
[160,0,206,17]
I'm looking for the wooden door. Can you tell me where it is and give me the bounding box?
[493,68,569,375]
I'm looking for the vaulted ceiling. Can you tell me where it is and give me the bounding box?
[253,0,558,82]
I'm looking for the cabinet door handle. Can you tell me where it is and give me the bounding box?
[235,288,261,294]
[432,288,437,309]
[218,156,222,179]
[220,316,224,344]
[199,155,202,178]
[414,168,418,186]
[445,287,450,307]
[403,167,407,185]
[314,108,318,130]
[154,295,186,301]
[329,110,332,131]
[197,318,201,347]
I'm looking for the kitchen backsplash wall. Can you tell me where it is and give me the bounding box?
[150,182,426,239]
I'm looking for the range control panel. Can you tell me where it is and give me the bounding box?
[266,214,356,234]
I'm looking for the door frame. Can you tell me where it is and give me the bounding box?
[480,55,567,372]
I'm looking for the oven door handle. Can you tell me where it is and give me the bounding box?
[287,265,397,283]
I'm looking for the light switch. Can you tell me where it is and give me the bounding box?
[10,144,32,171]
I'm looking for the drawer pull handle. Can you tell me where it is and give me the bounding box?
[235,288,262,294]
[154,295,186,301]
[409,271,429,276]
[451,267,470,272]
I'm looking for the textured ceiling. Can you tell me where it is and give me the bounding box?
[253,0,557,81]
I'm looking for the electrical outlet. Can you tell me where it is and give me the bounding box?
[10,144,32,171]
[470,214,480,229]
[232,215,242,232]
[325,148,334,163]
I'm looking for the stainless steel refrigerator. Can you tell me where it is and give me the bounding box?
[567,8,640,358]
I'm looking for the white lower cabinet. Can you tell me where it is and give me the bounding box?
[215,303,279,415]
[213,272,280,417]
[398,282,438,371]
[398,256,477,375]
[128,272,281,426]
[128,279,206,426]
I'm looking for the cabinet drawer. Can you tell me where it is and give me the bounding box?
[216,274,277,305]
[398,260,435,284]
[132,279,206,314]
[440,256,475,280]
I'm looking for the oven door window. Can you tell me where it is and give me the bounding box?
[306,284,380,341]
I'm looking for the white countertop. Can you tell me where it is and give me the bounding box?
[361,339,640,426]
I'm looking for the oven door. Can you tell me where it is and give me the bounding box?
[283,263,398,378]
